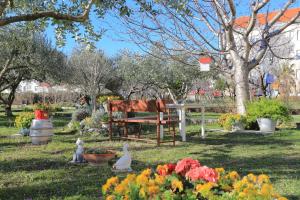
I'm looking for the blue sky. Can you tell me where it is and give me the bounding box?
[44,1,300,57]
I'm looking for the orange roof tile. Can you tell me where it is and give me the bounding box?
[235,7,300,28]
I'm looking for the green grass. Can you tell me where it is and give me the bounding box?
[0,113,300,199]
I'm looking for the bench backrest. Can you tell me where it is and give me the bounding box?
[108,100,169,113]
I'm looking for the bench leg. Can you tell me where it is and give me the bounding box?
[124,123,128,137]
[109,121,112,141]
[172,123,176,146]
[157,123,160,146]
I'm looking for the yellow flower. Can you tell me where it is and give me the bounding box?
[154,174,165,185]
[233,181,244,191]
[126,174,136,182]
[260,183,273,196]
[122,195,129,200]
[136,174,149,185]
[258,174,270,184]
[107,177,119,185]
[148,185,160,195]
[239,192,247,198]
[102,183,110,194]
[215,168,225,174]
[196,182,214,193]
[139,187,146,198]
[247,173,257,182]
[114,184,126,194]
[278,197,288,200]
[228,171,240,180]
[141,168,152,177]
[106,195,115,200]
[171,179,183,192]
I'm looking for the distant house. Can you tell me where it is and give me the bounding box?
[17,80,69,93]
[234,7,300,95]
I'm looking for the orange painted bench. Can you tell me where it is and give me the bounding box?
[108,99,179,146]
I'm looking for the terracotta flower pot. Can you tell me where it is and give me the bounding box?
[83,150,116,165]
[34,110,49,120]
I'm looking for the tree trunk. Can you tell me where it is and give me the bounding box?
[5,105,13,117]
[234,61,250,115]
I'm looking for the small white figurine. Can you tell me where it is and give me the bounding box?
[71,138,85,163]
[113,143,132,171]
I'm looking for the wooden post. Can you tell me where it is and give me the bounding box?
[108,101,112,141]
[156,101,160,146]
[160,112,164,139]
[201,105,205,138]
[124,111,128,137]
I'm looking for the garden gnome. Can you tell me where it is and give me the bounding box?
[113,143,132,171]
[71,138,84,163]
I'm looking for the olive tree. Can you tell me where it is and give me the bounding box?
[66,48,117,112]
[0,27,66,116]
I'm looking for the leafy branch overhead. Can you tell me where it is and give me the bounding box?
[0,0,155,47]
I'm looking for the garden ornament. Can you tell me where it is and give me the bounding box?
[71,138,85,163]
[113,143,132,172]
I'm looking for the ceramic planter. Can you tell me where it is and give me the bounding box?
[232,122,245,132]
[83,150,116,165]
[257,118,276,133]
[101,122,109,129]
[34,110,49,120]
[296,122,300,130]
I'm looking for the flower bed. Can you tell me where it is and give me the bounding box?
[102,158,287,200]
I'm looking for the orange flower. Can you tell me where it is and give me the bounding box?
[147,185,160,195]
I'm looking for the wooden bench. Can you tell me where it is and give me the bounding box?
[108,99,179,146]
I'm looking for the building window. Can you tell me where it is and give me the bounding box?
[296,50,300,59]
[296,69,300,79]
[297,30,300,40]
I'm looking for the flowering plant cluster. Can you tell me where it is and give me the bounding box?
[102,158,287,200]
[218,113,246,131]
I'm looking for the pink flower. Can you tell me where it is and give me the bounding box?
[185,166,218,183]
[175,158,201,176]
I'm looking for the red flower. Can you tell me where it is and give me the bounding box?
[185,166,218,183]
[175,158,201,176]
[166,163,176,174]
[157,163,176,176]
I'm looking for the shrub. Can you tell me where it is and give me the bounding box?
[82,117,93,129]
[15,112,34,129]
[246,98,291,123]
[101,113,109,123]
[72,108,90,122]
[51,104,64,112]
[218,113,246,131]
[67,121,80,131]
[33,103,51,111]
[84,148,111,154]
[97,95,121,104]
[102,158,287,200]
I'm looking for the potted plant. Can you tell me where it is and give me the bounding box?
[101,113,110,128]
[34,103,51,120]
[246,98,291,133]
[15,112,35,136]
[83,147,116,165]
[218,113,246,131]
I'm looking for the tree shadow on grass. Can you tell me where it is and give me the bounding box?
[186,131,293,149]
[0,158,71,173]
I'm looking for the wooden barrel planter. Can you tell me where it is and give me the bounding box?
[30,119,53,145]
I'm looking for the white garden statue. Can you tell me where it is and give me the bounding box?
[71,138,85,163]
[113,143,132,172]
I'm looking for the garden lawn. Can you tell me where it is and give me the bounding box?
[0,118,300,199]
